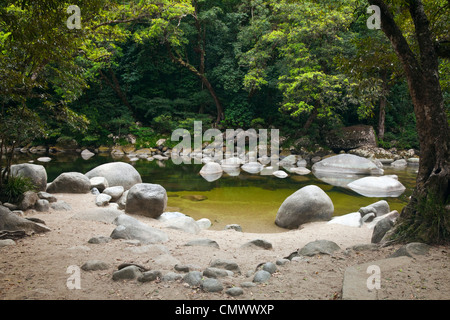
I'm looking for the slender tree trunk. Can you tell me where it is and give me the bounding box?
[166,44,224,124]
[303,106,319,132]
[369,0,450,244]
[378,95,386,140]
[99,69,137,119]
[0,137,5,189]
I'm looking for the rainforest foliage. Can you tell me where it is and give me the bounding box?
[0,0,448,151]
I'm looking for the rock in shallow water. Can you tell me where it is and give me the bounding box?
[241,162,264,174]
[199,162,223,182]
[201,278,223,292]
[347,176,406,197]
[312,154,383,176]
[273,170,288,178]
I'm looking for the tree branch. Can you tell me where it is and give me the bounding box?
[408,0,440,71]
[368,0,421,80]
[93,15,149,29]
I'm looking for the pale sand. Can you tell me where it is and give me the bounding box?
[0,193,448,300]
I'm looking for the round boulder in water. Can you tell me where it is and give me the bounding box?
[312,154,383,175]
[347,176,406,197]
[199,162,223,182]
[241,162,263,174]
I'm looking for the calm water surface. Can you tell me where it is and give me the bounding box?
[13,152,417,233]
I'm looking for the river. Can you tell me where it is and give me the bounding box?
[12,152,417,233]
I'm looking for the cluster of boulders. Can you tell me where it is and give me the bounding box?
[311,154,407,197]
[1,163,60,215]
[41,162,174,222]
[76,230,430,298]
[274,185,401,243]
[2,155,406,239]
[77,232,341,296]
[327,200,400,243]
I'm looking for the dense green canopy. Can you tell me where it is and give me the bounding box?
[2,0,448,151]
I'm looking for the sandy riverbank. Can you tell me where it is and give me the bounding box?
[0,193,448,300]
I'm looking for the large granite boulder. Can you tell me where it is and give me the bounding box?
[312,154,384,176]
[111,214,168,244]
[348,176,406,197]
[0,205,50,234]
[9,163,47,192]
[46,172,90,193]
[125,183,167,218]
[85,162,142,190]
[275,185,334,229]
[325,125,377,151]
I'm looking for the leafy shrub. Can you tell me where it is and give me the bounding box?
[382,113,419,150]
[0,175,36,204]
[174,114,213,131]
[221,100,254,129]
[152,114,176,134]
[250,118,266,129]
[129,124,157,148]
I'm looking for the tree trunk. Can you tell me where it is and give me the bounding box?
[302,106,319,132]
[369,0,450,244]
[378,95,386,140]
[166,44,224,124]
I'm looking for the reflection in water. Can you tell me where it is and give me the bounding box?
[12,152,417,233]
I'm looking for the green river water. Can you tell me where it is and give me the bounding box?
[14,152,417,233]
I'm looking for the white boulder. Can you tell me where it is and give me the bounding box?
[85,162,142,190]
[347,176,406,197]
